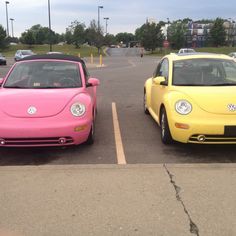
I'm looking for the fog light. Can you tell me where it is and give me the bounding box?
[0,139,5,145]
[175,123,189,129]
[74,125,87,132]
[197,135,206,142]
[58,137,66,144]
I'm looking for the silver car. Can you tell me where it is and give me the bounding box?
[229,52,236,58]
[0,53,6,65]
[178,48,196,54]
[14,50,35,61]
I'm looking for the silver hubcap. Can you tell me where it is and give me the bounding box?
[161,113,165,138]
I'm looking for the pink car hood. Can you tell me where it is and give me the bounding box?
[0,88,84,118]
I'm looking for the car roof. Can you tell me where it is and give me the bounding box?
[179,48,195,50]
[18,50,33,52]
[168,52,232,61]
[19,54,85,63]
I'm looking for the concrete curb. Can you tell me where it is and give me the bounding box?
[1,163,236,171]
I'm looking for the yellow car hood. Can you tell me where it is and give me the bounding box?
[173,86,236,115]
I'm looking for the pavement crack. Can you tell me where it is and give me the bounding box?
[164,164,200,236]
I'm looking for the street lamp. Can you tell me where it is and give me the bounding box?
[10,18,14,38]
[104,17,109,35]
[48,0,52,52]
[98,6,103,33]
[5,1,10,37]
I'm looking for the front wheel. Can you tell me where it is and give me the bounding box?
[160,108,173,144]
[85,119,94,145]
[144,91,150,114]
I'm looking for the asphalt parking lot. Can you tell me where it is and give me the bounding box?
[0,56,236,166]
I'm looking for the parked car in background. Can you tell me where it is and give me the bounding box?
[14,50,35,61]
[178,48,196,54]
[144,53,236,144]
[229,52,236,58]
[0,53,6,65]
[47,51,63,55]
[0,54,100,147]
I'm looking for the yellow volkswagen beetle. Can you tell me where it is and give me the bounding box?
[144,53,236,144]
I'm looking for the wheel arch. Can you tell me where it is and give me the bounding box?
[144,78,152,108]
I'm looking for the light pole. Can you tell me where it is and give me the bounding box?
[5,1,10,37]
[98,5,103,33]
[48,0,52,52]
[104,17,109,35]
[10,18,14,37]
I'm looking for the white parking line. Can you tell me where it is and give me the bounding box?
[112,102,127,165]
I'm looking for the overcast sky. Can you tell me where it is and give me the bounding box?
[0,0,235,37]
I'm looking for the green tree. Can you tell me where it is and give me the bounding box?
[0,25,7,50]
[115,32,135,46]
[65,30,73,44]
[85,20,104,53]
[20,30,35,47]
[66,21,86,48]
[20,25,58,45]
[210,18,226,46]
[29,25,44,44]
[35,28,45,44]
[167,21,187,49]
[104,33,117,46]
[135,23,164,52]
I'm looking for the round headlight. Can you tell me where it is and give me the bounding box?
[175,100,192,115]
[71,103,86,117]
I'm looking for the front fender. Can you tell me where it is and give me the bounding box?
[144,78,153,109]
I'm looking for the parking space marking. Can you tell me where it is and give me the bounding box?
[112,102,127,165]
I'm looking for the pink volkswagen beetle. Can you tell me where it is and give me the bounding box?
[0,54,99,147]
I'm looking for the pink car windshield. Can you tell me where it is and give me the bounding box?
[4,61,82,89]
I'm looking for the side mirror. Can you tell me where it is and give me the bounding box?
[153,76,167,85]
[0,78,4,86]
[87,78,100,87]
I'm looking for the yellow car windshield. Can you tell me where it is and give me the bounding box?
[173,59,236,86]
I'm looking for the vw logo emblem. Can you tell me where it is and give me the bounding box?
[27,106,37,115]
[227,104,236,112]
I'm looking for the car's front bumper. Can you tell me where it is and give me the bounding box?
[0,117,92,147]
[168,112,236,144]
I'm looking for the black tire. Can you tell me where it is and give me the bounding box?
[85,119,94,145]
[160,108,173,144]
[144,90,150,115]
[85,109,96,145]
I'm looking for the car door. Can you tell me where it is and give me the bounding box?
[151,58,169,119]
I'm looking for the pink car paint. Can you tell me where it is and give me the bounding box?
[0,55,99,147]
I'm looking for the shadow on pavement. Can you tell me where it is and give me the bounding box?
[0,145,87,166]
[166,143,236,163]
